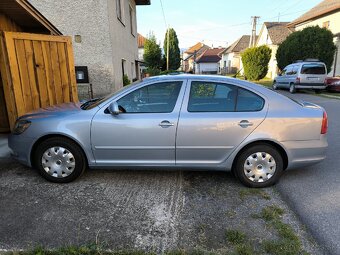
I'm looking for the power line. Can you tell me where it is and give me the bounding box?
[159,0,168,28]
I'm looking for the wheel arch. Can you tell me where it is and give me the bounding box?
[30,134,89,168]
[231,140,288,171]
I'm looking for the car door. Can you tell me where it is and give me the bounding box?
[276,68,286,86]
[91,80,186,166]
[176,80,267,166]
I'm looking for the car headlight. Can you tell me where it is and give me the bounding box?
[13,119,31,135]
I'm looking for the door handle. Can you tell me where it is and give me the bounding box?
[238,120,253,128]
[159,120,174,128]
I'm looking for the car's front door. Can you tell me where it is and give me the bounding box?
[91,80,186,166]
[176,80,267,166]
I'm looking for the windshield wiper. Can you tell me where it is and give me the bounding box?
[80,98,102,110]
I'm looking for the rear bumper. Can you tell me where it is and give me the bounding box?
[282,135,327,169]
[326,85,340,92]
[295,83,326,89]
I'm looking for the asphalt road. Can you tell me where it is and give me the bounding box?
[276,90,340,255]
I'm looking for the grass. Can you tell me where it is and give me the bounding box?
[260,205,285,221]
[225,230,246,245]
[257,205,304,255]
[253,78,273,88]
[239,188,271,201]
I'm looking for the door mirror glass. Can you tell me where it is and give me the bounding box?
[108,101,120,115]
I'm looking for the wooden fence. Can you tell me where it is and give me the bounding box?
[0,32,78,131]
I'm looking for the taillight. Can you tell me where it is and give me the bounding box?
[296,77,300,84]
[321,111,328,134]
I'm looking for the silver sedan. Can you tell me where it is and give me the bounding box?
[8,75,328,188]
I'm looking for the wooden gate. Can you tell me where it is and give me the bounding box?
[0,32,78,131]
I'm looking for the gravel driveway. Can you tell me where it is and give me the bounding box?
[0,157,324,254]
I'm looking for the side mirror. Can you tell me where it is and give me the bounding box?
[108,101,120,115]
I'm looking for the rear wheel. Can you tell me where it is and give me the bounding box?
[289,83,296,94]
[234,144,283,188]
[33,137,86,183]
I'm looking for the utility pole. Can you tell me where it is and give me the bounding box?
[166,26,170,70]
[249,16,260,47]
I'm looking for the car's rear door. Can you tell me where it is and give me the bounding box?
[91,80,187,166]
[176,80,267,166]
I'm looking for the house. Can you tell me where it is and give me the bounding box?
[256,22,293,78]
[195,48,225,74]
[29,0,151,96]
[183,42,210,73]
[219,35,251,75]
[0,0,78,132]
[288,0,340,76]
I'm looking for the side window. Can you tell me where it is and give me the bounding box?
[286,66,293,75]
[236,88,264,112]
[117,81,182,113]
[188,82,237,112]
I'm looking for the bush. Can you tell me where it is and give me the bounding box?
[276,26,336,72]
[241,45,272,81]
[145,67,160,77]
[123,74,131,86]
[160,70,180,75]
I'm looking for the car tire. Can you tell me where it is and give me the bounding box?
[289,83,296,94]
[234,144,284,188]
[33,137,86,183]
[272,81,278,90]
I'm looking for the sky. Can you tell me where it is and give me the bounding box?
[136,0,322,50]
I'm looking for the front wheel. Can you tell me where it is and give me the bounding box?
[272,81,278,90]
[33,137,86,183]
[234,144,284,188]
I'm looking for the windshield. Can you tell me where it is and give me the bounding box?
[81,82,138,110]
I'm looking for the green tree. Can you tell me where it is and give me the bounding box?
[241,45,272,81]
[163,28,181,70]
[276,26,336,72]
[143,33,162,69]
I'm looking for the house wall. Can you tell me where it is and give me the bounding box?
[256,26,279,79]
[294,11,340,76]
[220,53,238,74]
[196,62,219,74]
[29,0,139,97]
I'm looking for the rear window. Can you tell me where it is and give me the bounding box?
[301,64,326,74]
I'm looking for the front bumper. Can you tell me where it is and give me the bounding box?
[282,135,328,169]
[8,134,35,167]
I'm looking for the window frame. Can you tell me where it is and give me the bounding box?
[186,81,265,113]
[129,4,135,36]
[115,81,184,114]
[116,0,125,26]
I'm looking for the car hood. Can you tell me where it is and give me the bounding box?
[19,102,83,120]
